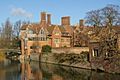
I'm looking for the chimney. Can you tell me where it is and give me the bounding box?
[61,16,70,26]
[40,12,46,23]
[79,19,84,26]
[47,14,51,25]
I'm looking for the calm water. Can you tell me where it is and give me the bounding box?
[0,61,120,80]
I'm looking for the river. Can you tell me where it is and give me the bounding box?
[0,60,120,80]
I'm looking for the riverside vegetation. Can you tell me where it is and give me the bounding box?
[0,50,6,62]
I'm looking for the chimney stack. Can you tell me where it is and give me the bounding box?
[79,19,84,26]
[61,16,70,26]
[47,14,51,25]
[40,12,46,23]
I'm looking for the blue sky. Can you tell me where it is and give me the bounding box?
[0,0,120,25]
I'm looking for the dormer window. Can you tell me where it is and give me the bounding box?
[40,28,45,35]
[39,28,47,41]
[41,29,44,34]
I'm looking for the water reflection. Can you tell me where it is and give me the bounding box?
[0,61,120,80]
[0,61,21,80]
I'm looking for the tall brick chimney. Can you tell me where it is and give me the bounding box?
[47,14,51,25]
[79,19,84,26]
[61,16,70,26]
[40,12,46,23]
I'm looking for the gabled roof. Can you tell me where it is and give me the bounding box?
[21,22,72,37]
[46,25,67,35]
[47,25,56,34]
[20,24,28,30]
[21,23,43,34]
[58,25,66,33]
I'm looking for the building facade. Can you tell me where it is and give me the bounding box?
[20,12,120,57]
[20,12,73,55]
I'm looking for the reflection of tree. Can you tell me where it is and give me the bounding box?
[31,42,38,53]
[39,63,91,80]
[52,66,91,80]
[19,62,120,80]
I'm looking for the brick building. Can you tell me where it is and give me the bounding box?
[20,12,120,58]
[20,12,74,56]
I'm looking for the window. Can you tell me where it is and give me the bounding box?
[28,30,33,34]
[54,32,60,35]
[54,38,60,43]
[40,29,44,35]
[28,37,39,41]
[40,37,46,41]
[67,39,70,42]
[93,49,99,57]
[61,39,64,42]
[30,46,40,49]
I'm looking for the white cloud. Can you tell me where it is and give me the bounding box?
[11,7,33,18]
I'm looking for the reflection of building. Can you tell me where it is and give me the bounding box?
[0,63,21,80]
[21,62,43,80]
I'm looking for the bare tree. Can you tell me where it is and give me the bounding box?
[85,10,102,27]
[85,4,120,27]
[85,4,120,58]
[0,18,13,48]
[14,20,22,37]
[101,4,120,27]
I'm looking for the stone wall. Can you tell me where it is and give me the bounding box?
[52,47,89,54]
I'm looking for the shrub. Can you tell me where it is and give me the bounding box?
[80,51,89,61]
[0,52,6,61]
[41,45,52,53]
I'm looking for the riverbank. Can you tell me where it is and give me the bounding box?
[1,60,120,80]
[29,52,120,74]
[30,52,91,70]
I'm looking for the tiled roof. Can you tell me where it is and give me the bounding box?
[47,25,68,35]
[47,25,56,34]
[58,25,66,33]
[112,26,120,34]
[20,24,28,30]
